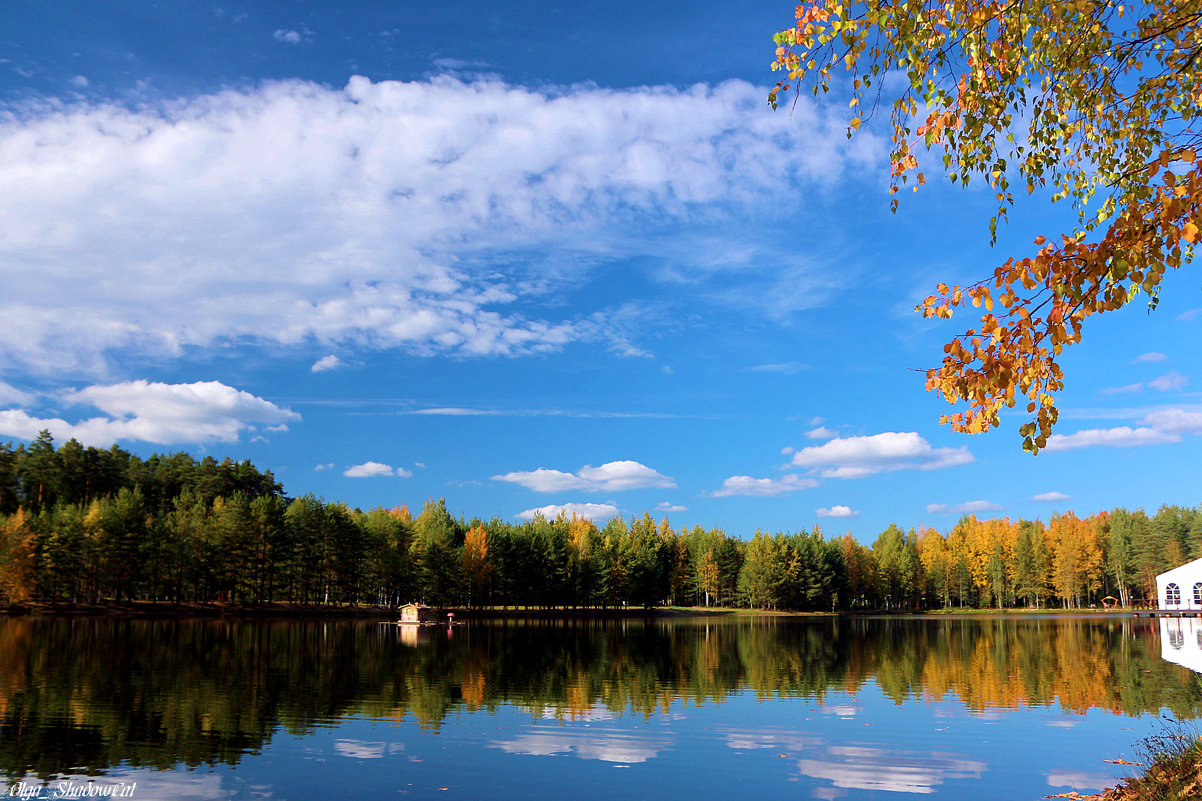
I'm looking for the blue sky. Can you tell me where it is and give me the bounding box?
[1,0,1199,540]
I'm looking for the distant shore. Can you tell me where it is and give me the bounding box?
[0,601,1141,620]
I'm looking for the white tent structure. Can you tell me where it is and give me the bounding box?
[1155,557,1202,610]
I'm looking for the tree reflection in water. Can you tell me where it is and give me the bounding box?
[0,615,1194,782]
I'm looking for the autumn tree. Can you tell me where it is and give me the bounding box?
[772,0,1202,450]
[0,509,37,604]
[1047,512,1104,607]
[463,523,491,607]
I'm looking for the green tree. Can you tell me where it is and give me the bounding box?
[737,531,798,609]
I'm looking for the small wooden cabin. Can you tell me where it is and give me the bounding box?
[398,603,436,624]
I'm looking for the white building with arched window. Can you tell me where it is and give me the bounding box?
[1155,558,1202,610]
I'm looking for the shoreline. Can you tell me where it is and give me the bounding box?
[0,601,1139,621]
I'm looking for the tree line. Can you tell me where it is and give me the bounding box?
[0,432,1198,609]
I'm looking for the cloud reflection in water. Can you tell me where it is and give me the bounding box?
[798,745,985,794]
[491,725,672,763]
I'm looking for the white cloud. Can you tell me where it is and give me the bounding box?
[314,462,334,471]
[1046,406,1202,452]
[70,75,89,88]
[1148,371,1189,392]
[344,461,412,478]
[0,380,297,446]
[1099,382,1144,395]
[925,500,1002,515]
[1143,408,1202,434]
[1134,352,1167,363]
[780,446,794,455]
[273,29,304,44]
[0,77,880,374]
[1044,426,1180,452]
[816,505,858,518]
[656,502,687,512]
[493,460,674,492]
[495,467,588,492]
[712,474,818,497]
[746,361,808,374]
[789,432,972,478]
[805,426,836,440]
[311,354,343,372]
[0,381,35,406]
[517,502,620,522]
[1031,491,1071,503]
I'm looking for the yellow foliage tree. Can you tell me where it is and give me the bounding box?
[771,0,1201,451]
[0,510,37,605]
[1047,512,1104,607]
[463,524,491,607]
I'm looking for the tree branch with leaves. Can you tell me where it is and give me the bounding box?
[771,0,1202,451]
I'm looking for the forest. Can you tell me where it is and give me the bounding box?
[0,431,1198,610]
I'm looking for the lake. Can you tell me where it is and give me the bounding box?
[1,614,1199,800]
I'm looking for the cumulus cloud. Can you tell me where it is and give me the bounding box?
[925,500,1002,515]
[1044,426,1180,452]
[816,505,858,518]
[1149,371,1189,392]
[0,76,881,374]
[805,426,836,440]
[70,75,89,88]
[517,503,620,523]
[1046,406,1202,451]
[712,474,819,497]
[493,460,674,492]
[314,463,334,471]
[1031,491,1071,502]
[344,461,412,478]
[789,432,972,478]
[311,354,343,372]
[1134,352,1167,363]
[1143,408,1202,434]
[273,29,304,44]
[656,502,687,512]
[0,380,297,446]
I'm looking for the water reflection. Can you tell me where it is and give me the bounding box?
[797,745,985,794]
[0,615,1194,785]
[1159,617,1202,673]
[492,727,673,763]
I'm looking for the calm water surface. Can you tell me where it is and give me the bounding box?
[1,615,1199,801]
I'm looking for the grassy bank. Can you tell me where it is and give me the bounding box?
[1066,728,1202,801]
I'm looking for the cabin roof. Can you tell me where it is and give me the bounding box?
[1156,557,1202,582]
